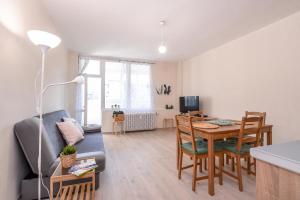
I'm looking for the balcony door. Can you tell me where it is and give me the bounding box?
[81,59,103,125]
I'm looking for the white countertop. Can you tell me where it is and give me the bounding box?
[250,140,300,174]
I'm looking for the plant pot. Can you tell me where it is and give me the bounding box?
[60,152,77,168]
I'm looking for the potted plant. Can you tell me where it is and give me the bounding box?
[60,144,77,168]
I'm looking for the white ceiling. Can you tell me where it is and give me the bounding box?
[42,0,300,61]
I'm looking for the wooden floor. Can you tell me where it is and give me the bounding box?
[96,128,256,200]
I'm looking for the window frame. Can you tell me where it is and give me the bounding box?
[103,61,152,110]
[79,56,153,113]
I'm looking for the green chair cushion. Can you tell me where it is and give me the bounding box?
[181,140,224,155]
[195,137,205,143]
[226,137,238,144]
[224,142,251,154]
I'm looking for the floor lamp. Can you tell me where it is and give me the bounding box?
[27,30,84,199]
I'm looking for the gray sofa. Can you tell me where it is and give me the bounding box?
[14,110,105,200]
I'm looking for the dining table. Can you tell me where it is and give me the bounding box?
[176,119,273,196]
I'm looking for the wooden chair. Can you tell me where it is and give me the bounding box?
[223,116,263,191]
[176,115,224,192]
[176,113,207,171]
[245,111,266,145]
[244,111,266,173]
[226,111,266,171]
[188,110,203,118]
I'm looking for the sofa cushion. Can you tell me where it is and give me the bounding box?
[14,117,58,176]
[63,117,84,134]
[56,121,84,145]
[75,132,105,171]
[82,124,102,133]
[14,110,69,176]
[49,131,106,174]
[41,110,70,155]
[75,132,105,153]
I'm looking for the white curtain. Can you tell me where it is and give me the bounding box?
[75,58,89,124]
[126,63,154,113]
[104,61,154,113]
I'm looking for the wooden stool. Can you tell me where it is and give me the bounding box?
[113,114,125,135]
[163,118,174,128]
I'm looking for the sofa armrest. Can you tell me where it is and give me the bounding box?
[82,125,101,134]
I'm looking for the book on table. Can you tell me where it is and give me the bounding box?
[68,158,98,176]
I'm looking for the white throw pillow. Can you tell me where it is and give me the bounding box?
[63,117,84,135]
[56,121,84,145]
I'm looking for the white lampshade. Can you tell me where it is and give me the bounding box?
[27,30,61,48]
[71,75,85,84]
[158,44,167,54]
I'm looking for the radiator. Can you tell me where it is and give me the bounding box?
[125,112,157,131]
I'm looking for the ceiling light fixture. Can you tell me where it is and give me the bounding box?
[158,20,167,54]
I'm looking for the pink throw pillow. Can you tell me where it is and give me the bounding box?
[56,121,84,145]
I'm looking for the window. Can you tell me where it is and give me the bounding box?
[104,62,127,108]
[77,57,153,125]
[130,64,152,110]
[104,61,153,111]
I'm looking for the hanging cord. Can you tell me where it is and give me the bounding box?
[160,20,166,45]
[41,171,50,197]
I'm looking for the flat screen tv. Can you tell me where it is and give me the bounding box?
[179,96,200,113]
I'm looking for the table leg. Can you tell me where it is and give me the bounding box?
[92,173,95,200]
[50,178,53,200]
[267,127,272,145]
[176,132,179,170]
[113,122,115,135]
[208,136,215,196]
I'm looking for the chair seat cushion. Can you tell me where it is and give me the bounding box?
[226,137,238,144]
[224,143,251,154]
[181,140,223,154]
[226,136,257,145]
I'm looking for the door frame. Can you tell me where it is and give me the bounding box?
[83,65,103,126]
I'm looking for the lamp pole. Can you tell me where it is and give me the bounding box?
[28,30,83,200]
[37,45,49,200]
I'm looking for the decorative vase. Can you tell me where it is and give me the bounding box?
[60,152,77,168]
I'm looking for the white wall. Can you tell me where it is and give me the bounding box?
[0,0,69,199]
[66,51,79,117]
[180,11,300,144]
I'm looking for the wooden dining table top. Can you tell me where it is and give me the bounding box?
[192,120,273,141]
[192,120,272,133]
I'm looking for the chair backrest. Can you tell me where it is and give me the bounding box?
[188,110,204,121]
[188,110,202,116]
[175,115,197,152]
[245,111,266,125]
[236,116,263,151]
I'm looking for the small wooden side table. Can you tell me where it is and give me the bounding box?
[113,114,125,135]
[50,159,95,200]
